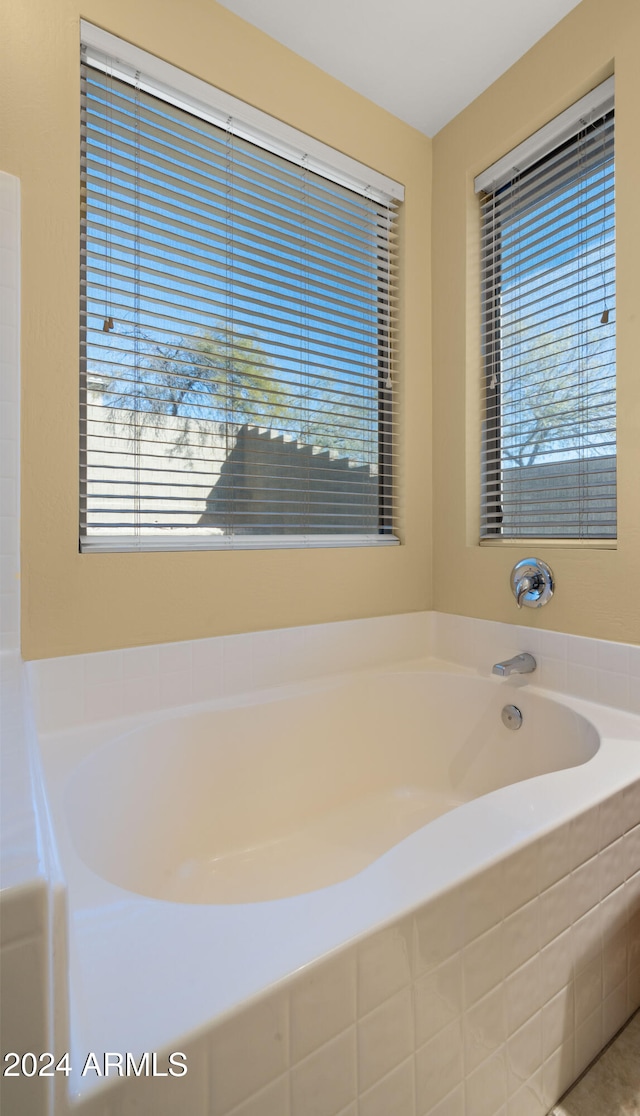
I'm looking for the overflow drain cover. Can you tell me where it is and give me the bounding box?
[502,704,523,730]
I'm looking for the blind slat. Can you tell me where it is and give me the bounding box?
[82,270,399,343]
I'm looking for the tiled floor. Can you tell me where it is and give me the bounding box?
[550,1012,640,1115]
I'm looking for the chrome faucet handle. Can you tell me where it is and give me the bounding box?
[515,575,534,609]
[510,558,554,609]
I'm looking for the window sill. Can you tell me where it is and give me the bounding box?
[479,537,617,551]
[80,534,400,554]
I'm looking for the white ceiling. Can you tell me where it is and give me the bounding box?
[217,0,582,136]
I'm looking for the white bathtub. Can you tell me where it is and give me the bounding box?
[38,660,640,1109]
[64,672,598,905]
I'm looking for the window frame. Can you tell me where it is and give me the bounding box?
[79,22,403,554]
[476,79,616,544]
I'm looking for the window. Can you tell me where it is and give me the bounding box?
[477,78,615,540]
[80,24,402,552]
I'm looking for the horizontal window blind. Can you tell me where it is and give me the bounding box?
[80,38,401,552]
[479,97,615,541]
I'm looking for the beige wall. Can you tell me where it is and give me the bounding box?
[432,0,640,644]
[5,0,637,658]
[0,0,432,658]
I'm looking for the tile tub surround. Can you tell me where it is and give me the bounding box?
[429,613,640,718]
[214,801,640,1116]
[25,611,639,737]
[26,611,435,733]
[32,663,640,1114]
[47,781,640,1116]
[10,613,640,1114]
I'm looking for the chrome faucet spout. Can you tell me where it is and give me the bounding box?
[492,652,537,677]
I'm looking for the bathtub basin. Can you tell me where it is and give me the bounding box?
[64,671,599,903]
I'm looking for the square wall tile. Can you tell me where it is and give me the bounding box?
[415,955,463,1046]
[220,633,253,695]
[539,877,573,949]
[122,673,159,717]
[627,873,640,934]
[85,648,123,686]
[115,1037,208,1116]
[506,955,543,1034]
[542,1044,575,1111]
[209,993,288,1115]
[225,1075,289,1116]
[571,857,601,922]
[507,1073,547,1116]
[85,679,125,723]
[271,626,311,684]
[463,923,504,1008]
[624,825,640,881]
[414,887,465,975]
[357,987,413,1093]
[600,882,628,940]
[463,862,505,944]
[506,1011,542,1095]
[537,630,568,663]
[159,640,192,675]
[465,1050,507,1116]
[538,823,575,893]
[602,928,627,998]
[359,1058,414,1116]
[596,638,631,674]
[503,844,539,919]
[415,1019,464,1113]
[155,668,192,708]
[542,982,574,1060]
[566,663,597,702]
[427,1085,466,1116]
[602,984,629,1046]
[596,670,629,709]
[599,793,628,851]
[574,1007,603,1079]
[191,638,224,690]
[565,635,597,669]
[463,984,506,1075]
[250,629,284,689]
[290,949,356,1063]
[540,930,573,1006]
[122,644,160,679]
[571,905,602,977]
[291,1027,356,1116]
[599,836,627,898]
[357,918,412,1016]
[503,899,540,976]
[574,955,603,1026]
[536,653,567,694]
[623,782,640,834]
[570,808,600,869]
[628,966,640,1013]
